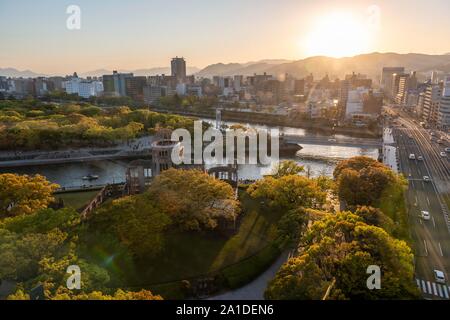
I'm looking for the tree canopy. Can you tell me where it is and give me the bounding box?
[333,156,403,206]
[265,211,419,300]
[247,175,327,211]
[0,174,59,219]
[147,168,240,231]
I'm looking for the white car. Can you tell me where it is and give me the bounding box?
[445,147,450,153]
[423,176,431,182]
[421,211,431,221]
[418,156,424,161]
[440,152,447,157]
[434,270,446,284]
[409,154,416,160]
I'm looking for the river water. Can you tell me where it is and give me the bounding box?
[0,120,378,188]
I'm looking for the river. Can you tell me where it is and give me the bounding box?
[0,120,378,188]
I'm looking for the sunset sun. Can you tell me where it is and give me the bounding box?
[304,12,372,58]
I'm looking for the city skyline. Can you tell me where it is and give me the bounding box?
[1,0,450,74]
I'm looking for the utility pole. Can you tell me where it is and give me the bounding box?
[322,278,336,300]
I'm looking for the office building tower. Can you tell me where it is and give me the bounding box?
[102,71,133,97]
[171,57,187,83]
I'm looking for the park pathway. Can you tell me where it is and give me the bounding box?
[208,250,290,300]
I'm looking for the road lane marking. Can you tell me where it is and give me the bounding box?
[438,242,443,257]
[443,285,449,299]
[422,280,427,293]
[427,197,430,205]
[424,240,428,256]
[433,282,438,295]
[416,279,420,288]
[427,281,432,294]
[438,284,443,298]
[432,217,436,228]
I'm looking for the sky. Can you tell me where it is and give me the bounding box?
[1,0,449,75]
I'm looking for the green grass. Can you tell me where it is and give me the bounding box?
[55,190,100,210]
[377,183,410,242]
[444,195,450,210]
[79,190,284,298]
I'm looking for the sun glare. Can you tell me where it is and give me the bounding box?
[303,12,372,58]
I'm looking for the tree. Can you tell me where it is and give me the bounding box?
[354,206,395,235]
[0,174,59,219]
[333,156,401,206]
[147,169,240,231]
[272,160,304,178]
[86,195,171,257]
[8,287,162,300]
[247,175,326,211]
[0,228,67,281]
[265,212,419,300]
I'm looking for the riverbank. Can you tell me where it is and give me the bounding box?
[149,106,382,138]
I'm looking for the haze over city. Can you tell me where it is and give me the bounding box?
[1,0,450,74]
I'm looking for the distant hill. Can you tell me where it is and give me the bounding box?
[196,59,293,77]
[0,68,46,78]
[80,66,200,77]
[3,53,450,80]
[197,53,450,80]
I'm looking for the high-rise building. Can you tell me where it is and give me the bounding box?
[422,83,442,124]
[102,71,133,97]
[416,92,425,117]
[437,75,450,129]
[125,76,147,101]
[380,67,405,97]
[143,85,168,104]
[431,71,439,84]
[171,57,187,83]
[395,74,410,105]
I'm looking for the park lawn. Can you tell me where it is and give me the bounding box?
[133,191,283,283]
[79,190,284,298]
[55,190,100,210]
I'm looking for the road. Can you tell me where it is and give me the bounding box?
[390,111,450,299]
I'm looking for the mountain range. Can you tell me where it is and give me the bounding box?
[196,53,450,80]
[2,53,450,80]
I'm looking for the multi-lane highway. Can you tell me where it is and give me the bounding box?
[389,110,450,299]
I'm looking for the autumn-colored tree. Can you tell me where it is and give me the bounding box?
[272,160,304,178]
[0,174,59,219]
[8,287,162,300]
[333,156,402,206]
[147,169,240,231]
[247,175,327,211]
[86,195,171,257]
[265,212,419,300]
[0,228,67,281]
[354,206,395,235]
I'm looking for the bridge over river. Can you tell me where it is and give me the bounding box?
[283,134,383,149]
[0,133,383,168]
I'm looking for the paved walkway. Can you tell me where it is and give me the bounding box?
[383,127,399,173]
[208,250,290,300]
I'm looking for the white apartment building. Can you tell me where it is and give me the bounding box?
[345,87,369,119]
[437,76,450,129]
[64,77,104,98]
